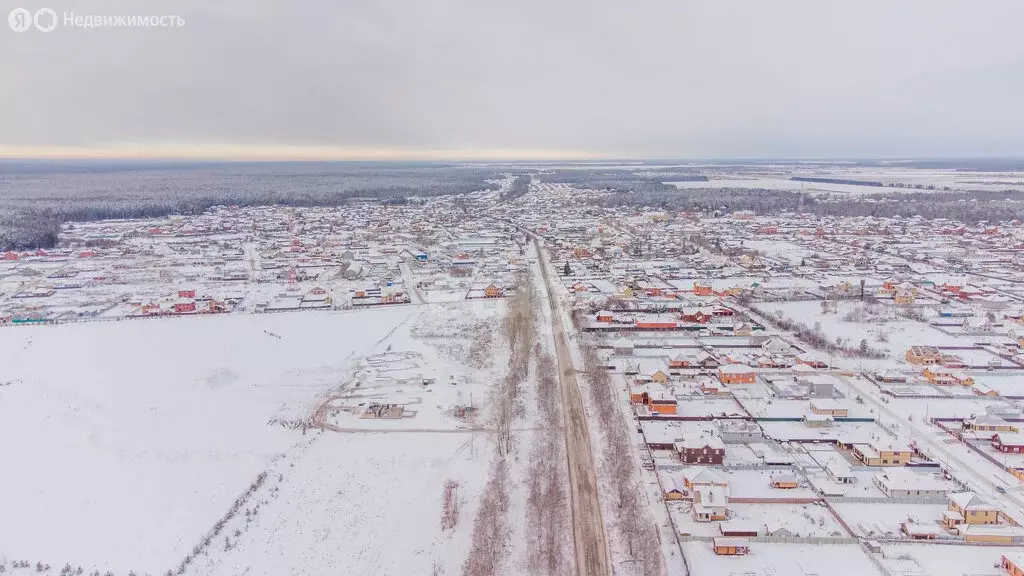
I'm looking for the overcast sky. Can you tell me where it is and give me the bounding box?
[2,0,1024,160]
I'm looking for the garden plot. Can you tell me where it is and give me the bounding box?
[762,300,979,372]
[674,397,746,418]
[681,541,882,576]
[833,502,950,539]
[719,469,818,500]
[671,501,844,537]
[881,543,1021,576]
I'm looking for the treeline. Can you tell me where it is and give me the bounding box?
[594,187,1024,224]
[791,176,883,187]
[539,169,707,188]
[0,163,499,250]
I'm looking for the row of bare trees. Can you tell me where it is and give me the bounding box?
[523,351,573,576]
[580,344,664,576]
[461,458,511,576]
[463,274,539,576]
[494,278,538,455]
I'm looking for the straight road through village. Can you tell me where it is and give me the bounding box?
[532,236,611,576]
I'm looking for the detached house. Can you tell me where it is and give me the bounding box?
[923,366,973,386]
[852,440,913,466]
[943,492,1001,527]
[795,352,828,368]
[760,337,791,355]
[676,435,726,465]
[964,414,1017,433]
[992,432,1024,454]
[645,389,678,415]
[173,298,197,314]
[693,485,729,522]
[873,468,947,498]
[718,364,755,385]
[905,346,942,366]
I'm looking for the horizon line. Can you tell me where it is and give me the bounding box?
[3,145,1024,164]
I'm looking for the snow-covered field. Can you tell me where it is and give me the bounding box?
[881,542,1020,575]
[0,302,501,575]
[682,541,882,575]
[191,432,488,576]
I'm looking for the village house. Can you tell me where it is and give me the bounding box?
[629,383,651,405]
[612,337,634,356]
[905,346,942,366]
[647,366,670,384]
[173,297,197,314]
[718,364,756,385]
[943,492,1002,527]
[956,524,1024,544]
[852,440,913,466]
[679,307,713,324]
[993,432,1024,454]
[923,365,974,386]
[645,389,678,415]
[699,377,726,396]
[681,467,728,491]
[797,373,839,398]
[873,468,948,498]
[964,414,1017,433]
[676,435,726,465]
[663,476,687,501]
[893,282,917,305]
[693,485,729,522]
[760,336,791,355]
[795,352,828,368]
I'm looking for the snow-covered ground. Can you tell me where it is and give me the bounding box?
[681,541,882,575]
[192,431,489,576]
[832,502,947,539]
[0,302,503,575]
[881,543,1020,575]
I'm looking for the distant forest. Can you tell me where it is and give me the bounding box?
[0,162,499,250]
[595,186,1024,223]
[539,169,1024,224]
[791,176,883,187]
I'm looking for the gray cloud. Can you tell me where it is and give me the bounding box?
[2,0,1024,158]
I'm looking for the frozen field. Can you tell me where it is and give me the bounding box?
[0,302,500,574]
